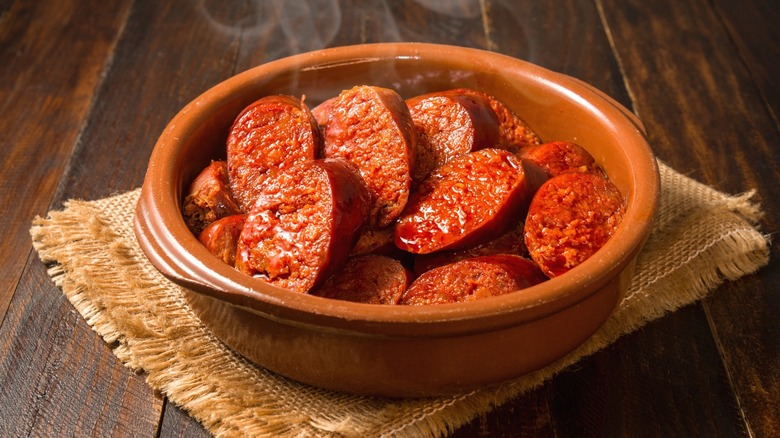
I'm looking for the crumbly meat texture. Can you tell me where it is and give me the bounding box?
[181,161,241,235]
[227,95,319,212]
[400,254,545,305]
[394,148,530,254]
[524,172,625,278]
[313,255,411,305]
[324,86,415,228]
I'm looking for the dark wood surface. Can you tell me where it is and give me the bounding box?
[1,0,777,436]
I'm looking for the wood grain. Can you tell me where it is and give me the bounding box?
[599,0,780,436]
[0,254,162,437]
[1,1,250,436]
[0,0,131,324]
[712,0,780,124]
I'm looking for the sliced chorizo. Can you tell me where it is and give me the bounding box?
[406,89,499,183]
[323,85,416,228]
[227,94,321,212]
[413,219,528,275]
[182,160,242,235]
[197,214,247,267]
[310,96,336,131]
[235,158,371,293]
[524,172,625,278]
[400,254,546,305]
[351,227,396,257]
[448,88,541,149]
[518,141,604,178]
[312,255,412,305]
[394,148,547,254]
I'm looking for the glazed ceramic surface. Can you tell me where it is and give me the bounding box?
[134,43,659,397]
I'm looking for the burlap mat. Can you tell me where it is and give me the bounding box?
[30,161,769,437]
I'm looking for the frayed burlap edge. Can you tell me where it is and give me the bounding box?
[30,161,770,437]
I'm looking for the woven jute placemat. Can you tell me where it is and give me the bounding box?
[30,161,769,437]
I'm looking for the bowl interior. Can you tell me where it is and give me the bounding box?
[137,43,658,337]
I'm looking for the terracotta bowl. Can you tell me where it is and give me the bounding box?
[134,43,659,397]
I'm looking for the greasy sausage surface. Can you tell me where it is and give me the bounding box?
[524,172,625,278]
[323,85,416,228]
[227,94,321,212]
[197,214,247,267]
[182,160,242,235]
[395,148,546,254]
[400,254,546,305]
[406,89,499,182]
[351,227,396,256]
[312,255,412,305]
[518,141,604,178]
[310,96,335,131]
[413,220,527,275]
[235,158,371,293]
[449,88,541,149]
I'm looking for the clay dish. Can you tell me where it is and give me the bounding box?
[134,43,659,397]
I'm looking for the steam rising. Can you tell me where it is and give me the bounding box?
[196,0,485,62]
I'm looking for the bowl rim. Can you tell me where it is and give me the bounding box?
[134,42,659,338]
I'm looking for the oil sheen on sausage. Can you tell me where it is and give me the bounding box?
[406,89,499,183]
[450,88,542,149]
[182,160,242,235]
[400,254,546,305]
[312,255,412,305]
[235,158,371,293]
[323,85,416,228]
[197,214,247,267]
[412,219,528,275]
[518,141,604,178]
[394,148,545,254]
[227,94,321,212]
[524,172,625,278]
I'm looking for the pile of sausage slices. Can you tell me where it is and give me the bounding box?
[182,86,625,305]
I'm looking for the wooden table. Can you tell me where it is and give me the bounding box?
[2,1,778,436]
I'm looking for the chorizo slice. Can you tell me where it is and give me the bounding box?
[227,94,321,212]
[394,148,546,254]
[518,141,604,178]
[312,255,412,305]
[351,227,396,257]
[413,219,528,275]
[448,88,541,149]
[310,96,336,131]
[197,214,247,267]
[182,160,242,235]
[323,85,416,228]
[406,89,499,182]
[524,172,625,278]
[235,158,371,293]
[400,254,546,305]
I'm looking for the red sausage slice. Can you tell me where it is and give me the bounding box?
[312,255,412,305]
[227,94,321,212]
[406,89,499,182]
[394,148,546,254]
[323,85,416,228]
[197,214,247,267]
[235,158,371,293]
[524,172,625,278]
[518,141,604,178]
[400,254,546,305]
[412,219,527,275]
[182,160,242,235]
[449,88,541,149]
[351,227,396,257]
[310,96,336,130]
